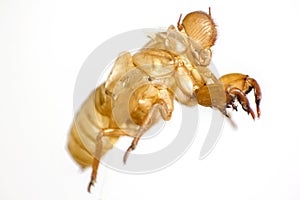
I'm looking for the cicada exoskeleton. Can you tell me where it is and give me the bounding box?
[67,9,262,192]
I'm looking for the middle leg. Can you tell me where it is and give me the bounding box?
[123,86,174,164]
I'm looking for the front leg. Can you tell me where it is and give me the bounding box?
[219,73,262,118]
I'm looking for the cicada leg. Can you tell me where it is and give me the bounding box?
[123,136,140,164]
[123,104,162,164]
[87,129,132,192]
[219,73,262,119]
[123,95,174,164]
[88,132,103,193]
[227,87,256,119]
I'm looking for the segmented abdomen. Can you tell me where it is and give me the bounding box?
[67,84,119,168]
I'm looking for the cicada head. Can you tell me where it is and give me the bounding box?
[180,9,217,49]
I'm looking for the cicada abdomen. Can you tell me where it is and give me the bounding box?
[67,83,118,168]
[67,51,137,169]
[67,51,169,191]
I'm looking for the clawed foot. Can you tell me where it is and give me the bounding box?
[227,87,256,119]
[220,74,261,119]
[87,179,95,193]
[123,144,136,164]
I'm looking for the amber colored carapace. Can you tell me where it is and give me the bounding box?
[67,9,261,192]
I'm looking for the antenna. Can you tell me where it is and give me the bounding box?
[177,13,183,31]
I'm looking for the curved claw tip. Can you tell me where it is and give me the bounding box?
[249,109,255,120]
[257,108,261,119]
[87,181,94,193]
[123,151,130,165]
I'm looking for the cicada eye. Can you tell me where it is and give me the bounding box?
[182,11,217,49]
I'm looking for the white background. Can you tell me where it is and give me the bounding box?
[1,0,300,199]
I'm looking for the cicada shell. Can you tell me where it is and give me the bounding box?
[67,9,262,192]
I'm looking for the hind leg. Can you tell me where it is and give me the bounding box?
[87,129,133,192]
[88,132,103,193]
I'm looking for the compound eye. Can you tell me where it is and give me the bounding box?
[182,11,217,49]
